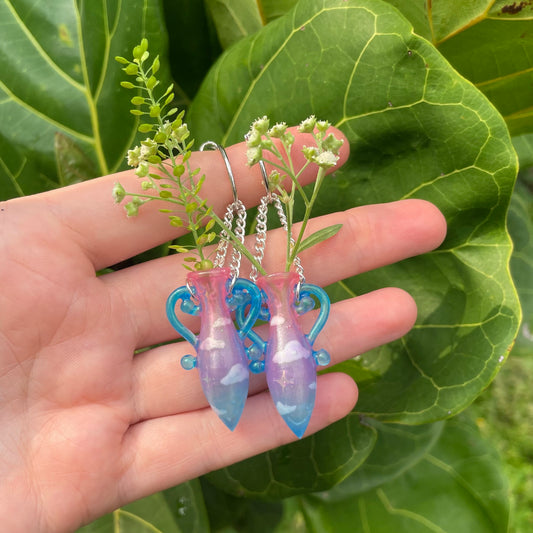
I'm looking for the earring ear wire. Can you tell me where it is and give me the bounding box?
[199,141,238,202]
[199,141,247,286]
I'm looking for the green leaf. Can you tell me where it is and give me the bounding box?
[507,180,533,356]
[205,413,377,499]
[0,133,50,199]
[300,416,510,533]
[162,0,221,102]
[54,132,97,187]
[318,419,445,500]
[296,224,342,254]
[513,133,533,169]
[205,0,265,49]
[261,0,300,22]
[387,0,533,135]
[0,0,172,197]
[188,0,520,424]
[76,480,210,532]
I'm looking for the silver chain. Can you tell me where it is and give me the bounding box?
[250,192,305,285]
[214,199,246,284]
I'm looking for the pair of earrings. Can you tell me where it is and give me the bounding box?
[166,142,331,438]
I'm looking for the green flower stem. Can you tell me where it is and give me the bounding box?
[262,157,310,205]
[121,189,267,275]
[288,166,326,269]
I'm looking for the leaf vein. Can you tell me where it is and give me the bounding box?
[0,79,93,143]
[2,0,84,91]
[376,488,447,532]
[221,5,373,144]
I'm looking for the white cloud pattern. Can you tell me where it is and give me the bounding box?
[220,363,248,385]
[273,340,309,363]
[200,336,226,350]
[276,401,297,415]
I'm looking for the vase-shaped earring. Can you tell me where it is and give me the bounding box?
[242,170,331,438]
[166,142,261,431]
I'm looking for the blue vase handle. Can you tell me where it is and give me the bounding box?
[231,278,262,339]
[166,285,199,348]
[300,283,330,344]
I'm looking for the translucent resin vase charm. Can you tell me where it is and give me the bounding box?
[244,187,331,438]
[166,267,261,430]
[245,272,331,437]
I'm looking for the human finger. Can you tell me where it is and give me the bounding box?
[29,127,348,270]
[103,198,445,348]
[119,372,357,505]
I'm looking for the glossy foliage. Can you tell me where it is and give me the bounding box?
[0,0,524,531]
[188,0,520,424]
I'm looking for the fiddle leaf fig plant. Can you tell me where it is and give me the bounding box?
[1,0,529,530]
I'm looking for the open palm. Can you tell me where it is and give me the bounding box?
[0,132,446,532]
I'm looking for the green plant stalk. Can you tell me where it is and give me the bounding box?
[288,166,326,269]
[261,138,314,273]
[139,63,211,263]
[121,188,267,275]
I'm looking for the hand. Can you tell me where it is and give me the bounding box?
[0,130,446,532]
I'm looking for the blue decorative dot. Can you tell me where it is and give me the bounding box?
[314,349,330,366]
[247,343,263,361]
[181,354,197,370]
[181,298,199,315]
[295,295,315,314]
[249,360,265,374]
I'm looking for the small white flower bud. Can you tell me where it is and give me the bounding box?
[316,120,330,133]
[268,122,287,138]
[126,146,141,167]
[112,182,126,203]
[246,146,262,166]
[314,150,339,168]
[302,145,319,161]
[172,124,190,142]
[135,161,150,177]
[251,115,270,135]
[298,115,316,133]
[246,129,262,147]
[140,138,158,158]
[322,133,344,154]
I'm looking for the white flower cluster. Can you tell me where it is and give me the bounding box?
[245,115,343,169]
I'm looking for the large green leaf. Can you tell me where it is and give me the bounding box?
[300,416,510,533]
[203,0,300,50]
[262,0,300,22]
[0,0,172,196]
[205,0,264,49]
[188,0,519,424]
[385,0,533,135]
[76,480,210,533]
[318,419,445,500]
[205,412,376,499]
[513,133,533,169]
[508,180,533,356]
[162,0,221,102]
